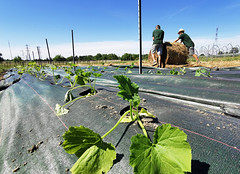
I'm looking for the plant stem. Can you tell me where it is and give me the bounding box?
[101,110,131,139]
[130,102,134,120]
[56,76,65,85]
[137,117,148,138]
[62,94,90,108]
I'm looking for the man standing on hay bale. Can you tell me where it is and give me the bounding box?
[174,29,200,64]
[151,25,165,67]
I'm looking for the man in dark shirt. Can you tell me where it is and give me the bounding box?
[174,29,200,63]
[151,25,164,67]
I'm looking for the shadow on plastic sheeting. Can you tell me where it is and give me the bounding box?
[115,122,135,148]
[113,153,124,165]
[187,160,210,174]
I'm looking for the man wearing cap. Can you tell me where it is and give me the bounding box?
[151,25,164,67]
[174,29,200,63]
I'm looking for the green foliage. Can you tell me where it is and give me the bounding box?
[129,62,134,69]
[13,56,22,62]
[46,64,65,84]
[61,75,192,174]
[170,68,186,76]
[56,68,103,116]
[195,68,212,77]
[130,124,192,174]
[113,75,140,108]
[53,54,66,61]
[62,126,116,174]
[0,53,4,61]
[156,70,162,75]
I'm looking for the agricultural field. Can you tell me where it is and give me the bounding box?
[0,57,240,173]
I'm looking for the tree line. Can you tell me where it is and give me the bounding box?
[6,53,148,62]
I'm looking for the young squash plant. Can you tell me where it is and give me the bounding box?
[46,64,65,85]
[56,68,102,116]
[62,75,192,174]
[195,68,212,77]
[16,62,48,80]
[63,63,77,88]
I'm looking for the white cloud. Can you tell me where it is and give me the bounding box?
[1,36,240,60]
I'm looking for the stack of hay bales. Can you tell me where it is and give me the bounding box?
[148,42,189,67]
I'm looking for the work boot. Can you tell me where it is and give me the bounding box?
[152,60,157,66]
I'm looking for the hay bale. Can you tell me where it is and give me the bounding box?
[148,42,188,67]
[164,42,188,64]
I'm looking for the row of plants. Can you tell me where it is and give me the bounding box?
[156,67,211,77]
[15,62,192,174]
[60,75,192,174]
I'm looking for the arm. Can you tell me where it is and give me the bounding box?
[152,36,155,41]
[174,38,180,43]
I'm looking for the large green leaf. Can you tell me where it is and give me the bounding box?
[75,75,87,85]
[113,75,140,107]
[130,124,192,174]
[62,126,116,174]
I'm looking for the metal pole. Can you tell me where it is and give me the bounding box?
[26,44,31,61]
[71,29,75,65]
[32,51,35,60]
[37,46,41,60]
[8,41,13,60]
[138,0,142,74]
[45,38,51,61]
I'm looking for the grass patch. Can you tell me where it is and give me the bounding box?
[188,55,240,62]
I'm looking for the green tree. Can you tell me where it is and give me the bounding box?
[13,56,22,62]
[53,55,66,61]
[66,56,73,61]
[108,53,119,60]
[121,53,131,60]
[95,53,102,60]
[0,53,3,61]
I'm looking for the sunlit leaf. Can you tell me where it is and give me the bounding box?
[139,108,155,118]
[113,75,139,102]
[93,73,102,78]
[130,124,192,174]
[62,126,116,174]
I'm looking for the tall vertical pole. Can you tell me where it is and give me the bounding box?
[138,0,142,74]
[32,51,35,60]
[71,29,75,65]
[26,44,31,60]
[37,46,41,60]
[8,41,13,60]
[45,38,51,61]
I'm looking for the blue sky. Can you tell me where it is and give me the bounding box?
[1,0,240,59]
